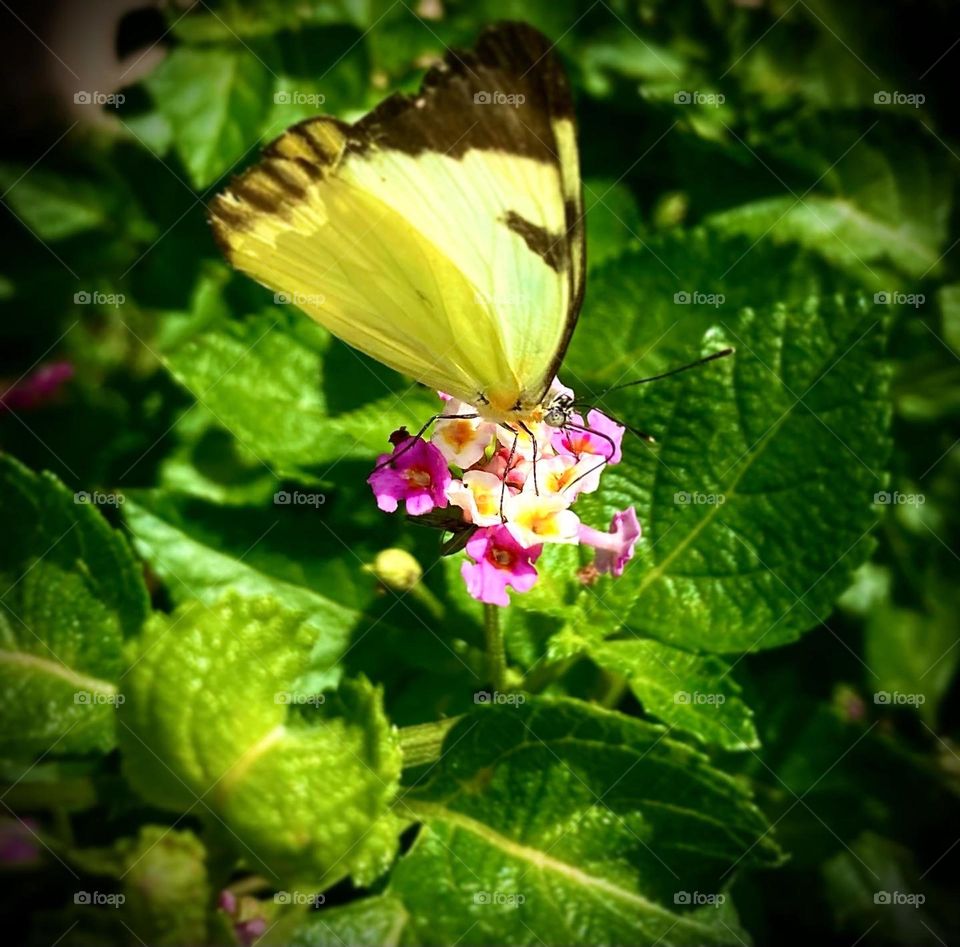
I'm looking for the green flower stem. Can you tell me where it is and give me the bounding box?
[409,582,445,622]
[397,717,461,768]
[483,603,506,692]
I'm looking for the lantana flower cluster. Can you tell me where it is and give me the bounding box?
[368,382,641,606]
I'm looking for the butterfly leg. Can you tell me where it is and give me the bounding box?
[560,420,616,493]
[518,420,539,496]
[498,426,520,522]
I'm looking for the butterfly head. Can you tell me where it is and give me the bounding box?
[542,391,576,428]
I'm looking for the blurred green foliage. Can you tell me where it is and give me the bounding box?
[1,0,959,944]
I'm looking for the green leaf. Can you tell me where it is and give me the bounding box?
[383,698,779,946]
[283,894,410,947]
[556,632,759,750]
[0,456,149,757]
[69,826,211,946]
[938,283,960,356]
[163,310,438,477]
[0,166,109,241]
[118,594,402,888]
[551,242,892,652]
[583,177,645,270]
[143,47,274,189]
[116,827,210,946]
[123,491,383,686]
[706,124,952,281]
[864,604,959,726]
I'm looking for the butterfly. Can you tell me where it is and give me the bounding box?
[209,21,584,433]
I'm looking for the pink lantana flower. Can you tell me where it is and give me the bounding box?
[461,526,543,606]
[369,379,642,604]
[368,435,451,515]
[553,409,625,465]
[484,446,530,490]
[578,507,641,577]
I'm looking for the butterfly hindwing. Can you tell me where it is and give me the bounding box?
[210,22,584,419]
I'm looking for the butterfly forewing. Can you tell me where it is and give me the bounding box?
[209,22,584,419]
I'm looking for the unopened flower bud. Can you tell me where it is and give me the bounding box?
[368,548,422,591]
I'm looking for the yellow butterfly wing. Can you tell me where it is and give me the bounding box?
[209,22,584,421]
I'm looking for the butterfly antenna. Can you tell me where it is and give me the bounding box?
[588,347,735,401]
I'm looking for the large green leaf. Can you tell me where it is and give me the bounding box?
[118,594,402,888]
[122,490,393,686]
[310,698,780,946]
[552,630,759,750]
[706,123,952,281]
[0,456,149,756]
[144,47,274,189]
[163,310,438,477]
[535,240,892,653]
